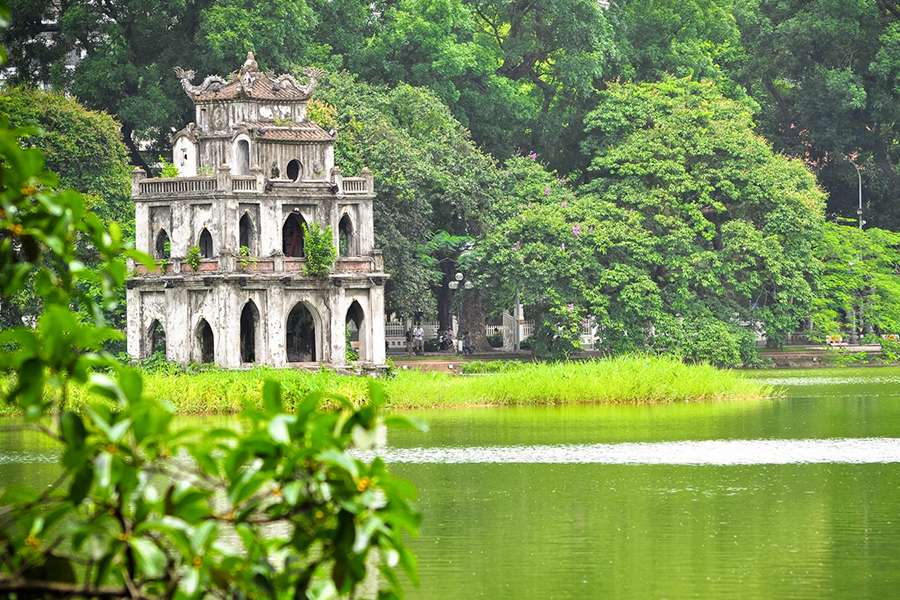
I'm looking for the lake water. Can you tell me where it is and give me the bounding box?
[2,367,900,598]
[385,368,900,599]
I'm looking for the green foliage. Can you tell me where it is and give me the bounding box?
[0,87,131,225]
[0,22,420,597]
[734,0,900,227]
[313,72,499,315]
[302,223,337,277]
[476,78,824,366]
[810,222,900,339]
[0,357,770,416]
[237,245,257,270]
[185,245,202,272]
[346,327,360,362]
[158,155,180,178]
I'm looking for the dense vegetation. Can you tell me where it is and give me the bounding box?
[3,0,898,364]
[477,79,825,364]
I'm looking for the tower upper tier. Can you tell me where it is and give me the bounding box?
[171,52,335,181]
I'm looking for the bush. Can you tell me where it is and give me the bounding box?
[302,222,336,277]
[487,332,504,348]
[158,155,179,177]
[185,244,202,271]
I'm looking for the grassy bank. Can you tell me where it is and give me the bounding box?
[1,355,770,415]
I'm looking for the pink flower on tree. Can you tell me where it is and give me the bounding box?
[527,150,538,160]
[543,186,551,196]
[571,224,582,237]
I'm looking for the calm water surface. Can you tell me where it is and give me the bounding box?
[2,367,900,599]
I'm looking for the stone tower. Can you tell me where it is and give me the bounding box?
[126,53,388,368]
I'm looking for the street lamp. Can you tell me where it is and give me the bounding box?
[849,158,864,230]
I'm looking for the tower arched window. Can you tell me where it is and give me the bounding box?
[235,139,250,175]
[239,213,255,255]
[155,229,170,259]
[196,319,214,364]
[339,214,354,257]
[198,228,213,258]
[282,212,306,257]
[286,159,301,182]
[240,300,260,363]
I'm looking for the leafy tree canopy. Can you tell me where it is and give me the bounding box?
[811,222,900,338]
[4,0,320,168]
[310,72,500,317]
[0,87,131,226]
[476,79,825,364]
[734,0,900,226]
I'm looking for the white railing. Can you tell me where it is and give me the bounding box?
[231,176,257,192]
[342,177,368,194]
[485,324,504,337]
[385,319,536,350]
[139,176,216,196]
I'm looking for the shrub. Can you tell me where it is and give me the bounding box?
[303,222,336,277]
[158,155,180,177]
[185,244,201,271]
[238,245,257,270]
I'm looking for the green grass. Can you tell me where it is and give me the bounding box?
[1,355,770,416]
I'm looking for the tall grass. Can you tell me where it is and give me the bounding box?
[0,355,769,415]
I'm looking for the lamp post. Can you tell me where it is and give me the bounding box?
[448,272,473,352]
[850,159,864,230]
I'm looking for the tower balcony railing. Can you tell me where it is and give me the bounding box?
[137,175,217,197]
[131,251,385,277]
[132,165,375,199]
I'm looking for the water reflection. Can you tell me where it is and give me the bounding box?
[357,437,900,465]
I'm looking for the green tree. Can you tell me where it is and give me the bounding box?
[476,79,825,365]
[734,0,900,227]
[0,87,131,226]
[333,0,616,167]
[302,222,337,277]
[0,87,132,332]
[4,0,320,168]
[312,72,499,328]
[811,222,900,339]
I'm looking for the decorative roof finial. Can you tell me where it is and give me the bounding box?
[242,51,258,73]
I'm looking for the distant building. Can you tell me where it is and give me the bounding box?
[126,52,388,368]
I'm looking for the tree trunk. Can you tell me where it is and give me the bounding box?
[435,260,456,332]
[460,289,491,352]
[122,123,150,173]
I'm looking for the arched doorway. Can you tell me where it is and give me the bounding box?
[339,214,354,257]
[240,300,260,363]
[155,229,170,259]
[345,300,367,361]
[198,228,213,258]
[282,212,306,257]
[239,213,255,254]
[286,159,301,182]
[286,302,316,362]
[196,319,214,364]
[235,139,250,175]
[148,319,166,357]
